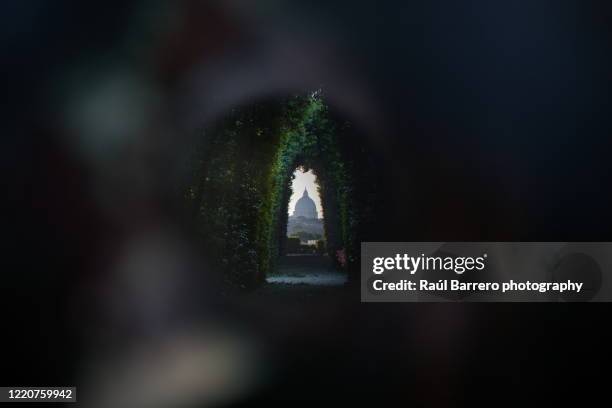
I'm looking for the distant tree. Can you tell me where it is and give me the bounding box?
[286,237,301,253]
[292,231,316,242]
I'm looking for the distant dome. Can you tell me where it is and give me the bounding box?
[293,188,318,219]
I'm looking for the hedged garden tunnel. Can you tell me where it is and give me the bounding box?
[186,93,377,289]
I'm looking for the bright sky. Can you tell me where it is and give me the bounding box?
[288,168,323,218]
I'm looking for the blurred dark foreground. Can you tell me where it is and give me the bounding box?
[4,1,612,406]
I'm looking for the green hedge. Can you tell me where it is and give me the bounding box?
[186,93,366,289]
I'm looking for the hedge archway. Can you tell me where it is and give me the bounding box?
[185,92,375,289]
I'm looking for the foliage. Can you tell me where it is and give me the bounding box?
[185,93,371,289]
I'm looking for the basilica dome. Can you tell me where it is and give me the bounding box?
[293,188,318,219]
